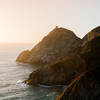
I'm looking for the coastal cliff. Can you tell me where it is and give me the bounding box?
[57,36,100,100]
[24,54,86,85]
[17,27,86,85]
[16,26,100,100]
[16,27,81,66]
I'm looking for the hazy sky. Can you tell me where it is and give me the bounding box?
[0,0,100,43]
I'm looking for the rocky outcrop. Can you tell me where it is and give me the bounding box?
[80,36,100,70]
[56,32,100,100]
[16,50,30,63]
[82,26,100,46]
[16,27,81,66]
[25,54,86,85]
[56,67,100,100]
[17,26,100,99]
[16,27,86,86]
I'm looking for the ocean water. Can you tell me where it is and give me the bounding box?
[0,43,62,100]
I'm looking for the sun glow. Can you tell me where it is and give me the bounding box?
[0,0,100,43]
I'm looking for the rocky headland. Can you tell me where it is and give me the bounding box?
[16,27,81,66]
[16,26,100,100]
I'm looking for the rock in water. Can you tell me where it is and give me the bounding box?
[16,27,81,67]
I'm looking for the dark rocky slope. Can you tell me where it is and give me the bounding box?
[16,27,81,67]
[25,26,100,86]
[25,54,86,85]
[56,27,100,100]
[82,26,100,46]
[56,67,100,100]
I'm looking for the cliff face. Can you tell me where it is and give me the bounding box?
[17,26,100,99]
[16,27,81,66]
[25,54,86,85]
[56,26,100,100]
[57,68,100,100]
[57,36,100,100]
[80,37,100,70]
[17,27,85,86]
[82,26,100,46]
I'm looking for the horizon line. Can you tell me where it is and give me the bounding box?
[0,42,35,44]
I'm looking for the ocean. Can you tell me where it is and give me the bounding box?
[0,43,62,100]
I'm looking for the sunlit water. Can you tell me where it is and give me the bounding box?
[0,43,63,100]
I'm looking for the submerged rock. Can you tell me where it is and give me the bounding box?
[16,27,81,66]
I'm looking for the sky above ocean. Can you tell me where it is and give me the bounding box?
[0,0,100,43]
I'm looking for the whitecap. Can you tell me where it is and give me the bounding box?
[17,80,23,84]
[16,80,28,87]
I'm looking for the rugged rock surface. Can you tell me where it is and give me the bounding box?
[80,36,100,70]
[17,26,100,99]
[16,50,30,63]
[16,27,81,66]
[25,54,86,85]
[17,27,86,86]
[82,26,100,46]
[56,36,100,100]
[56,67,100,100]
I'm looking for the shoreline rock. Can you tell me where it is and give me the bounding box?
[24,54,86,85]
[16,26,100,99]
